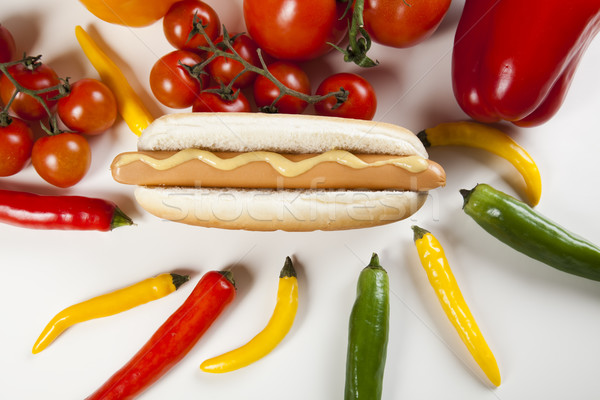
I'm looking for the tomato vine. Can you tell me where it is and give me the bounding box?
[0,54,69,133]
[332,0,379,67]
[186,16,350,113]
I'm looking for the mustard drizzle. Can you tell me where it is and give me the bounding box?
[114,149,429,177]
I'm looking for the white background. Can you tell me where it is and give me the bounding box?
[2,0,600,399]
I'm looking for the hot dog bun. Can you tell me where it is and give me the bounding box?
[137,112,429,156]
[112,112,445,231]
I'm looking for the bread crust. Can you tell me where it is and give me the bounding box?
[137,112,429,158]
[134,186,427,231]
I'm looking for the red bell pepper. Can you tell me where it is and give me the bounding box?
[452,0,600,127]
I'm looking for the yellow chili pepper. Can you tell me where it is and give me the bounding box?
[411,226,501,387]
[75,25,155,136]
[418,121,542,206]
[200,257,298,373]
[32,273,189,354]
[79,0,178,27]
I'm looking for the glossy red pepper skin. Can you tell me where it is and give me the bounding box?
[452,0,600,127]
[0,189,132,231]
[86,271,236,400]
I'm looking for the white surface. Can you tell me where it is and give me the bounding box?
[2,1,600,399]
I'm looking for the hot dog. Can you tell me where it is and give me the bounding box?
[111,112,446,231]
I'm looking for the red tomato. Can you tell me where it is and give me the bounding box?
[192,88,251,112]
[253,61,311,114]
[363,0,452,48]
[57,79,117,135]
[0,118,34,176]
[207,34,261,89]
[32,133,91,188]
[315,73,377,120]
[0,63,60,121]
[149,50,209,109]
[0,24,16,63]
[163,0,221,53]
[243,0,349,61]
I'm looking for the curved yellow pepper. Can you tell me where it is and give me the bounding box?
[75,26,155,136]
[32,273,189,354]
[78,0,179,27]
[200,257,299,373]
[419,121,542,206]
[412,226,501,387]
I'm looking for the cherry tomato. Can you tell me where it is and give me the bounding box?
[149,50,209,109]
[192,87,251,113]
[253,61,311,114]
[363,0,452,48]
[163,0,221,53]
[243,0,349,61]
[57,79,117,135]
[315,73,377,120]
[0,118,34,176]
[0,24,16,63]
[207,34,261,89]
[0,62,60,121]
[31,133,91,188]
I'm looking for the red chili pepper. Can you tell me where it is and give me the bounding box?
[86,270,236,400]
[0,189,133,231]
[452,0,600,127]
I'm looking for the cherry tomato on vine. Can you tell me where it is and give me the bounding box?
[163,0,221,53]
[243,0,349,61]
[315,73,377,120]
[0,24,16,63]
[253,61,311,114]
[0,117,34,176]
[32,133,91,188]
[362,0,452,48]
[207,34,261,89]
[192,87,251,113]
[0,62,60,121]
[57,79,117,135]
[149,50,209,109]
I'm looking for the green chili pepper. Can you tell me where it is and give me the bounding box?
[461,183,600,281]
[345,253,389,400]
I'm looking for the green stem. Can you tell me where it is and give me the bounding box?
[0,55,70,132]
[367,252,381,268]
[330,0,378,68]
[170,273,191,290]
[192,24,348,112]
[411,225,430,241]
[280,256,297,278]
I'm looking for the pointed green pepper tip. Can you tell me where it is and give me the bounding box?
[280,256,297,278]
[460,186,476,209]
[416,129,431,147]
[170,273,191,290]
[367,252,381,268]
[411,225,430,241]
[110,206,134,230]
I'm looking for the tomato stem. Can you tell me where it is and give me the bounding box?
[0,110,12,127]
[189,23,348,113]
[0,55,71,132]
[331,0,378,68]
